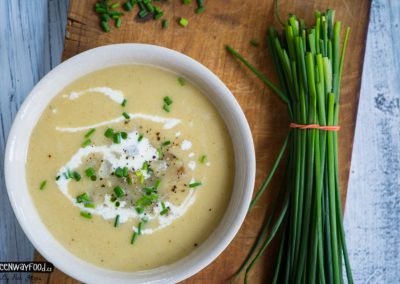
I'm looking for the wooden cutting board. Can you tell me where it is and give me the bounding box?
[33,0,371,283]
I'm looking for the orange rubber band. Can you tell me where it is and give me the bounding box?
[289,123,341,131]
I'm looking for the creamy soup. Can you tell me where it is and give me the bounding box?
[26,65,234,271]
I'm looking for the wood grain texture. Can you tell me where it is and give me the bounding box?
[28,0,369,283]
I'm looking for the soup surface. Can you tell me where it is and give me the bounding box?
[27,65,234,271]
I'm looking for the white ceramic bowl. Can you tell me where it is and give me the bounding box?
[5,44,255,283]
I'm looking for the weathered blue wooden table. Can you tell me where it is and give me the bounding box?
[0,0,398,283]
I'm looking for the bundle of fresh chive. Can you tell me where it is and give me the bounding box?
[227,9,353,284]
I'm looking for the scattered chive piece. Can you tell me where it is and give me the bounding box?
[104,128,114,138]
[72,171,81,181]
[138,10,148,18]
[110,196,117,202]
[131,232,137,244]
[162,19,168,29]
[195,6,205,14]
[116,17,121,28]
[136,207,144,214]
[123,1,133,11]
[113,132,122,144]
[95,7,107,14]
[121,99,127,107]
[183,0,191,4]
[85,167,95,177]
[154,179,161,189]
[76,192,90,203]
[101,13,110,22]
[112,15,120,20]
[81,139,92,148]
[111,2,120,9]
[154,11,164,20]
[84,203,95,208]
[250,39,260,47]
[189,182,202,188]
[121,132,128,139]
[163,104,170,112]
[114,214,120,227]
[138,134,144,142]
[161,140,171,146]
[161,201,166,210]
[39,180,47,190]
[84,128,96,138]
[160,202,169,215]
[114,185,125,197]
[115,201,120,207]
[101,21,110,32]
[122,112,130,119]
[179,18,189,27]
[177,77,186,86]
[142,161,149,171]
[90,175,97,181]
[138,222,143,235]
[80,211,92,219]
[163,96,173,105]
[199,155,207,164]
[56,175,60,181]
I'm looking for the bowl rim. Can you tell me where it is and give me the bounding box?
[4,43,255,283]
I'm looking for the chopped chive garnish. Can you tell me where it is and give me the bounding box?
[136,207,144,214]
[163,104,170,112]
[131,232,137,244]
[111,2,120,9]
[250,39,260,47]
[76,192,90,203]
[161,201,166,210]
[81,139,92,148]
[84,128,96,138]
[161,140,171,146]
[63,170,73,179]
[138,222,143,235]
[80,211,92,219]
[127,176,133,185]
[85,167,95,177]
[162,19,168,29]
[39,180,47,190]
[114,185,125,197]
[122,112,130,119]
[154,179,161,189]
[183,0,191,4]
[116,18,121,28]
[121,132,128,139]
[123,166,129,177]
[115,201,120,207]
[84,203,95,208]
[113,132,122,144]
[72,171,81,181]
[142,161,149,171]
[114,214,120,227]
[112,15,120,20]
[179,18,189,27]
[160,202,169,215]
[157,148,163,159]
[163,96,173,105]
[199,155,207,164]
[56,175,60,181]
[101,21,110,32]
[177,77,186,86]
[90,175,97,181]
[115,167,124,177]
[111,196,117,202]
[95,7,107,14]
[104,128,114,138]
[138,134,144,142]
[154,11,164,20]
[189,182,202,188]
[121,99,127,107]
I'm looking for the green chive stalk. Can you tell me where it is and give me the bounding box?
[227,9,352,283]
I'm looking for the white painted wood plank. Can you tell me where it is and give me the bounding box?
[345,0,400,283]
[0,0,69,282]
